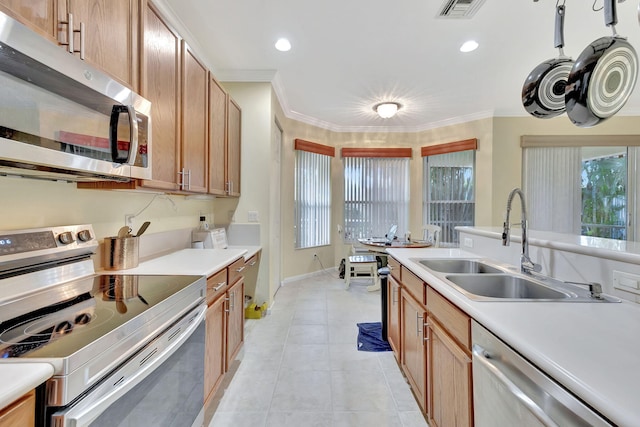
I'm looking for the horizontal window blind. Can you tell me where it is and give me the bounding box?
[344,157,410,241]
[295,147,332,249]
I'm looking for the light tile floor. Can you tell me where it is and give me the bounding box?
[209,272,429,427]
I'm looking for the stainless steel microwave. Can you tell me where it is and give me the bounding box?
[0,11,151,182]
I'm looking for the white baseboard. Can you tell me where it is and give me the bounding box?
[281,267,338,285]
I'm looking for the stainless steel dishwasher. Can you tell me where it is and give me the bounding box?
[471,321,613,427]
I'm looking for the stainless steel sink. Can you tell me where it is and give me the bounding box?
[445,274,572,301]
[418,259,504,274]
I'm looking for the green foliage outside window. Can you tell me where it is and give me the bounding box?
[581,156,626,240]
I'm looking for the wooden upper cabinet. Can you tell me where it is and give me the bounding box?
[60,0,140,89]
[181,41,208,193]
[226,97,241,197]
[209,76,227,196]
[0,0,58,40]
[139,2,180,191]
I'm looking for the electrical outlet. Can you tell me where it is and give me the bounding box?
[248,211,259,222]
[463,237,474,248]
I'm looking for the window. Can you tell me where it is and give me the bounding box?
[422,139,477,246]
[581,148,627,239]
[343,148,412,241]
[294,139,334,249]
[522,135,640,241]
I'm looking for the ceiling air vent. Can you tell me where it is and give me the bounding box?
[437,0,487,18]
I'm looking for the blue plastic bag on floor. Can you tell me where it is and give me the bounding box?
[356,322,391,352]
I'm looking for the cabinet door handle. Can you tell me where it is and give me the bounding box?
[58,13,74,54]
[249,261,256,266]
[73,21,85,59]
[213,281,226,291]
[235,266,245,273]
[424,322,430,342]
[224,297,230,313]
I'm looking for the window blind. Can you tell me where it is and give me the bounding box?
[295,148,332,248]
[343,157,410,241]
[522,147,582,234]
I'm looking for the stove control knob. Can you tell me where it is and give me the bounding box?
[77,230,93,242]
[58,231,75,245]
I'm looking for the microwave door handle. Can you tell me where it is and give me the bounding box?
[109,105,139,165]
[125,105,139,166]
[472,344,560,427]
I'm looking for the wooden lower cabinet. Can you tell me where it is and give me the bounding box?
[400,291,427,412]
[387,275,401,359]
[0,390,35,427]
[226,277,244,366]
[204,295,226,404]
[427,317,473,427]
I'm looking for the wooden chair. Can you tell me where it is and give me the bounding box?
[422,224,441,248]
[344,245,380,291]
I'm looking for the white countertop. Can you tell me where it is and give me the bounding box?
[109,248,249,277]
[0,363,53,409]
[387,247,640,427]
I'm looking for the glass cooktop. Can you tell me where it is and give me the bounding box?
[0,274,202,359]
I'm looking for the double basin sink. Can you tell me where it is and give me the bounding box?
[415,259,618,302]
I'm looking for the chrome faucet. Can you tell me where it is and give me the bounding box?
[502,188,541,274]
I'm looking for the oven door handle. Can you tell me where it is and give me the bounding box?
[51,304,206,427]
[472,344,560,427]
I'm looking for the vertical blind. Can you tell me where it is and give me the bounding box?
[522,147,582,234]
[343,157,410,241]
[423,150,475,245]
[294,148,332,249]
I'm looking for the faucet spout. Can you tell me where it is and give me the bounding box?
[502,188,541,274]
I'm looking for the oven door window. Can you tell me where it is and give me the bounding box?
[49,307,205,427]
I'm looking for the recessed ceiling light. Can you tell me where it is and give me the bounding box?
[460,40,479,53]
[373,102,401,118]
[275,38,291,52]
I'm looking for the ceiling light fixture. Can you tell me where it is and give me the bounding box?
[460,40,479,53]
[275,38,291,52]
[374,102,401,118]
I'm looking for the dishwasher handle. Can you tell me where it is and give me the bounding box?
[472,344,560,427]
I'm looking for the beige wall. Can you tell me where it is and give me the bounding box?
[0,178,214,261]
[218,82,274,305]
[273,115,494,280]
